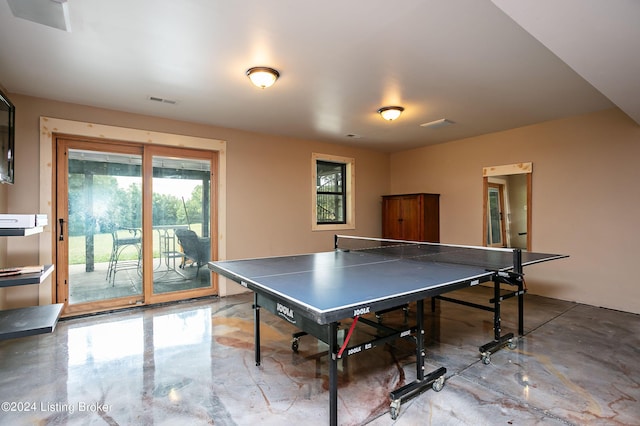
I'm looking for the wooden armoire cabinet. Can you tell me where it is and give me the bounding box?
[382,193,440,242]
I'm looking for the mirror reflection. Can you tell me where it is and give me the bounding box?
[483,163,531,251]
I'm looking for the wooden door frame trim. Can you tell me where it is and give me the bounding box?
[39,117,227,306]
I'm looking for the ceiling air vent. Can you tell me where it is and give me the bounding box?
[8,0,71,32]
[420,118,454,129]
[148,96,177,105]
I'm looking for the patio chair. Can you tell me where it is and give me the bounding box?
[106,227,142,285]
[175,229,210,278]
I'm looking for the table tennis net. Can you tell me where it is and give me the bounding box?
[335,235,524,271]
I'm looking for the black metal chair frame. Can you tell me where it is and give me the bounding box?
[106,227,142,286]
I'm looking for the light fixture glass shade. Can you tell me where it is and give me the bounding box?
[377,106,404,121]
[246,67,280,88]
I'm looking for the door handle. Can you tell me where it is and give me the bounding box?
[59,218,64,241]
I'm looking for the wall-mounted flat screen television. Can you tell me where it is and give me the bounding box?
[0,90,15,184]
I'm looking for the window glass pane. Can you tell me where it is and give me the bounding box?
[316,160,346,224]
[152,156,212,294]
[67,149,143,304]
[487,187,502,245]
[317,161,343,193]
[317,194,344,223]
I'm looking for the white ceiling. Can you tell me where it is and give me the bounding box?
[0,0,637,152]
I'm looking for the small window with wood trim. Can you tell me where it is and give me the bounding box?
[316,160,346,224]
[312,153,355,231]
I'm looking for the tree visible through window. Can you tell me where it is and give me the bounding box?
[316,160,346,224]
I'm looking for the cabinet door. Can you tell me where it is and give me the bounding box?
[422,194,440,243]
[399,196,422,241]
[382,194,439,242]
[383,195,422,240]
[382,197,403,239]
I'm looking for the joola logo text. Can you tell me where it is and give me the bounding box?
[353,306,370,316]
[277,303,296,323]
[347,346,362,356]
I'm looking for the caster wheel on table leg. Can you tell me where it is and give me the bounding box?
[432,375,445,392]
[389,399,401,420]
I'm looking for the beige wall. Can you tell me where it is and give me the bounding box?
[0,93,389,308]
[390,108,640,314]
[2,91,638,316]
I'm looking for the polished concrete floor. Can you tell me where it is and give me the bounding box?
[0,287,638,425]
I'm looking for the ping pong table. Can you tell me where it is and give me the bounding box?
[208,235,566,424]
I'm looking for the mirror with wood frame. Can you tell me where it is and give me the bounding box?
[482,162,532,251]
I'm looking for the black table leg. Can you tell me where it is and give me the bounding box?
[514,249,524,336]
[254,292,261,366]
[388,299,446,420]
[416,299,425,381]
[494,278,501,341]
[329,322,338,426]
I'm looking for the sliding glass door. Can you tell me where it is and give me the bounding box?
[56,138,217,315]
[150,149,212,296]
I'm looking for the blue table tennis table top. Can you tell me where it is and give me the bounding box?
[209,242,565,324]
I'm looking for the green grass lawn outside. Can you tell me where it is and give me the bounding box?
[68,224,203,265]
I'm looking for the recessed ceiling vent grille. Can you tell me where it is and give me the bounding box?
[8,0,71,32]
[148,96,177,105]
[420,118,454,129]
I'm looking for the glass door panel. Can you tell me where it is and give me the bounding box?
[487,184,505,247]
[151,155,212,294]
[57,139,217,315]
[66,148,143,306]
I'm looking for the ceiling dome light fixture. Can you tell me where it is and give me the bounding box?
[377,106,404,121]
[246,66,280,89]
